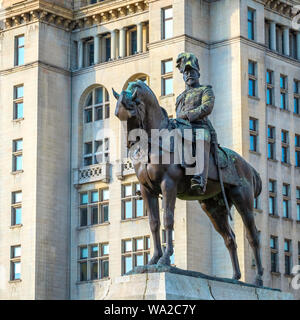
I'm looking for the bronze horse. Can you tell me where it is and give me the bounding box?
[113,80,264,286]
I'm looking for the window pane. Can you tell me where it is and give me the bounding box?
[136,199,143,217]
[164,8,173,19]
[125,200,132,219]
[80,247,88,259]
[102,260,109,278]
[124,240,132,252]
[15,102,24,119]
[18,47,24,65]
[13,246,21,258]
[80,193,88,205]
[163,60,173,74]
[164,78,173,95]
[91,191,99,203]
[164,20,173,39]
[90,260,98,280]
[124,185,132,197]
[85,92,93,107]
[105,105,110,119]
[91,206,98,225]
[95,106,103,121]
[102,204,109,222]
[84,142,93,155]
[95,88,103,104]
[91,245,99,258]
[13,262,21,280]
[248,62,255,75]
[15,155,23,171]
[84,109,93,123]
[136,238,144,250]
[15,140,23,151]
[124,256,132,273]
[13,192,22,203]
[103,244,109,255]
[16,86,24,99]
[13,207,22,225]
[249,79,255,96]
[135,254,144,266]
[80,262,87,281]
[18,36,24,47]
[80,208,88,226]
[102,189,109,201]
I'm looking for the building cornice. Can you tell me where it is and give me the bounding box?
[262,0,300,19]
[0,0,149,32]
[0,60,70,76]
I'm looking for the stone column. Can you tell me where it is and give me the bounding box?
[283,27,290,56]
[119,27,126,58]
[270,21,276,51]
[111,30,116,60]
[94,35,100,65]
[297,32,300,60]
[137,22,143,53]
[78,39,83,69]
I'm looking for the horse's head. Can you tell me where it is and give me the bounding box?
[113,81,144,122]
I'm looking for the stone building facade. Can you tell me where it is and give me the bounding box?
[0,0,299,299]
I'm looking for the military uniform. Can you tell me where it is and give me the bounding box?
[175,52,216,193]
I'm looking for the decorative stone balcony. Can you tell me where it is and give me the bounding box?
[74,163,110,186]
[116,158,136,180]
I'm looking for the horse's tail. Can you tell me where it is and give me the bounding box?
[252,167,262,198]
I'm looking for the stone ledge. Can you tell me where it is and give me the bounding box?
[103,265,294,300]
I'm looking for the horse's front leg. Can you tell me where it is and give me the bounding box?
[140,185,163,264]
[158,178,177,266]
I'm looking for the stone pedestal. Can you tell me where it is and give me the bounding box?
[104,267,294,300]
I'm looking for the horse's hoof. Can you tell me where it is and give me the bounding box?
[255,278,263,287]
[232,273,241,281]
[157,256,170,266]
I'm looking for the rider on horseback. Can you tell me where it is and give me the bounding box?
[175,52,216,194]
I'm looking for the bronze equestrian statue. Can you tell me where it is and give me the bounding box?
[113,52,264,286]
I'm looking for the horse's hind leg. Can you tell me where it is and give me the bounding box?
[228,185,264,286]
[140,185,163,265]
[200,197,241,280]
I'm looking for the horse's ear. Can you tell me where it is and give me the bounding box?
[112,88,120,100]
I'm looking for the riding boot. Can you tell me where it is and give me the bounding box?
[191,139,210,194]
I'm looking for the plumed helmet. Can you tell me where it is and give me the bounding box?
[176,52,200,74]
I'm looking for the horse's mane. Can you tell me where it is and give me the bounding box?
[126,81,169,123]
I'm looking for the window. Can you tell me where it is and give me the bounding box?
[281,130,289,164]
[249,118,258,152]
[84,86,110,123]
[270,236,278,272]
[269,180,277,215]
[162,230,175,265]
[11,191,22,226]
[13,85,24,120]
[294,80,300,114]
[254,196,260,210]
[79,189,109,227]
[105,36,111,62]
[121,236,150,274]
[282,184,290,218]
[10,245,21,280]
[85,38,94,67]
[296,135,300,167]
[280,75,288,110]
[15,35,24,66]
[248,61,257,97]
[129,28,137,55]
[12,139,23,172]
[162,7,173,40]
[161,59,173,96]
[122,183,145,220]
[297,187,300,221]
[83,138,110,166]
[247,8,255,40]
[267,126,276,160]
[284,239,291,275]
[266,70,274,105]
[78,243,109,281]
